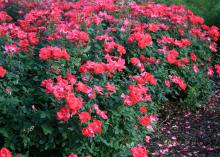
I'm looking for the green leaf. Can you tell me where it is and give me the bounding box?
[0,128,9,138]
[41,124,53,135]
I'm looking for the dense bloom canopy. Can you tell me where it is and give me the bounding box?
[0,0,219,156]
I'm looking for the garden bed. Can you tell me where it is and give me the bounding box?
[148,81,220,156]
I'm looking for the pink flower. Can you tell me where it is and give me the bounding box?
[105,82,116,93]
[94,85,103,95]
[4,43,19,53]
[193,64,199,73]
[93,104,108,119]
[68,153,78,157]
[57,107,70,121]
[170,75,187,90]
[130,145,148,157]
[0,147,11,157]
[145,136,150,144]
[215,64,220,76]
[150,114,159,122]
[165,80,170,88]
[66,73,77,85]
[207,66,214,77]
[147,125,155,132]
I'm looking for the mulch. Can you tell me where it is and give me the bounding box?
[148,81,220,157]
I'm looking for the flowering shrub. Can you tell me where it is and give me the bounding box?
[0,0,219,156]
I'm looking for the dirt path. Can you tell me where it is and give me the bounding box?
[148,82,220,157]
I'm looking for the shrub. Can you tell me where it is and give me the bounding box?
[0,0,219,156]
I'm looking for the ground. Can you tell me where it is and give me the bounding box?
[148,81,220,157]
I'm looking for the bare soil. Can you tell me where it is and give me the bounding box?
[148,81,220,157]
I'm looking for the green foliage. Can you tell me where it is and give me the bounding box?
[0,0,219,156]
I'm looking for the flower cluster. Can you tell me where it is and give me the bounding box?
[79,55,125,75]
[128,32,153,49]
[39,46,70,60]
[169,75,187,90]
[121,84,152,106]
[82,119,103,137]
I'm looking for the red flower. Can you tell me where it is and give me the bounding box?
[178,28,184,36]
[68,153,78,157]
[82,127,94,137]
[181,57,189,64]
[57,107,70,121]
[0,147,11,157]
[66,93,83,113]
[141,72,157,85]
[215,64,220,76]
[79,65,88,74]
[166,49,178,64]
[66,30,89,41]
[0,11,12,22]
[138,34,152,49]
[66,73,77,85]
[130,145,148,157]
[78,112,91,123]
[75,81,92,93]
[52,47,70,60]
[116,44,126,55]
[19,39,29,48]
[0,66,6,78]
[121,84,151,106]
[190,53,197,62]
[82,120,103,137]
[208,26,220,41]
[147,23,158,32]
[39,47,52,60]
[139,115,151,127]
[88,120,102,134]
[93,63,106,74]
[28,32,39,45]
[78,31,89,40]
[166,54,176,64]
[130,57,140,65]
[128,32,152,49]
[178,80,187,90]
[39,46,70,60]
[170,75,187,90]
[189,15,204,25]
[139,106,147,113]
